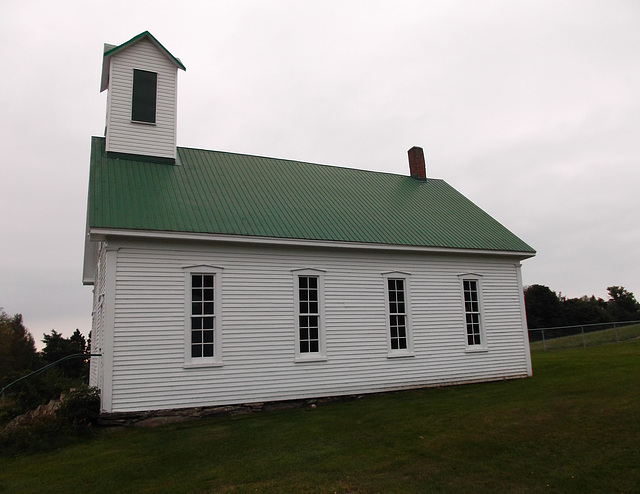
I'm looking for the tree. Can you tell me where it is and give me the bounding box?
[561,295,609,326]
[41,329,89,380]
[606,286,640,322]
[0,311,39,385]
[524,285,564,329]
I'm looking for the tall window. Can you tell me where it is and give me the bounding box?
[293,269,326,361]
[298,276,319,354]
[462,278,483,347]
[383,272,413,356]
[387,279,408,350]
[131,69,157,123]
[184,266,222,366]
[191,274,215,358]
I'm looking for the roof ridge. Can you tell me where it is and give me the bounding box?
[176,142,444,181]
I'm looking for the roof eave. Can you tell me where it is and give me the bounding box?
[87,227,536,260]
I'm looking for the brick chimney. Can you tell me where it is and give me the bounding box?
[408,146,426,180]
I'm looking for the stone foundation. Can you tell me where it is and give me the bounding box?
[98,395,360,428]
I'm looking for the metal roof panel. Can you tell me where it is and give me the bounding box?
[87,137,535,254]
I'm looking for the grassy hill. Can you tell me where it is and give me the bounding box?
[529,322,640,351]
[1,340,639,493]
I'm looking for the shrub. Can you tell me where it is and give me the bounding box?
[56,386,101,427]
[0,386,100,456]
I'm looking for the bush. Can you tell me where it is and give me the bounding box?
[0,386,100,456]
[56,386,101,427]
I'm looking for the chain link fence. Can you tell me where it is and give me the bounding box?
[528,320,640,351]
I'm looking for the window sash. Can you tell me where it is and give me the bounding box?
[387,278,408,350]
[463,279,482,346]
[190,273,215,359]
[298,276,320,354]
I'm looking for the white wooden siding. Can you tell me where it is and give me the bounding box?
[89,243,107,389]
[105,38,178,159]
[102,238,531,412]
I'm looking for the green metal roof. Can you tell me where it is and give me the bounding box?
[104,31,186,70]
[87,137,535,255]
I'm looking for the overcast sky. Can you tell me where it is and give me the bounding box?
[1,0,639,345]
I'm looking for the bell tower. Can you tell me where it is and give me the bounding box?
[100,32,186,162]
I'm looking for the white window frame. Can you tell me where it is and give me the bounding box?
[292,268,327,362]
[458,273,488,352]
[183,265,223,367]
[383,272,414,357]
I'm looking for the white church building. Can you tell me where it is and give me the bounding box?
[83,32,535,414]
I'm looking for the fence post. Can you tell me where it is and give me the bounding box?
[542,329,546,351]
[581,326,586,348]
[613,322,619,343]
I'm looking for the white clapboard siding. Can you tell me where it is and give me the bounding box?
[89,244,107,389]
[98,238,530,413]
[105,37,178,159]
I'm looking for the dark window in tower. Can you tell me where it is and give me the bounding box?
[131,69,157,123]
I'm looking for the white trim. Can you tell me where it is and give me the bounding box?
[292,268,327,362]
[88,228,535,260]
[458,273,488,352]
[101,245,118,412]
[383,272,415,358]
[183,265,223,367]
[515,263,533,376]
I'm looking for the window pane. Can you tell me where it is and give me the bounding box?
[309,302,318,314]
[310,327,319,340]
[203,344,214,357]
[310,341,319,353]
[203,330,214,343]
[299,277,308,289]
[308,277,317,289]
[397,323,406,338]
[192,345,202,358]
[300,325,309,340]
[300,341,309,353]
[192,330,202,344]
[204,302,214,315]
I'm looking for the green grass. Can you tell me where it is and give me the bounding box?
[1,341,639,493]
[530,323,640,351]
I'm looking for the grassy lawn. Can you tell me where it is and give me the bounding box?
[1,340,639,493]
[530,323,640,351]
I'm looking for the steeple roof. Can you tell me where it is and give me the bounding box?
[100,31,186,92]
